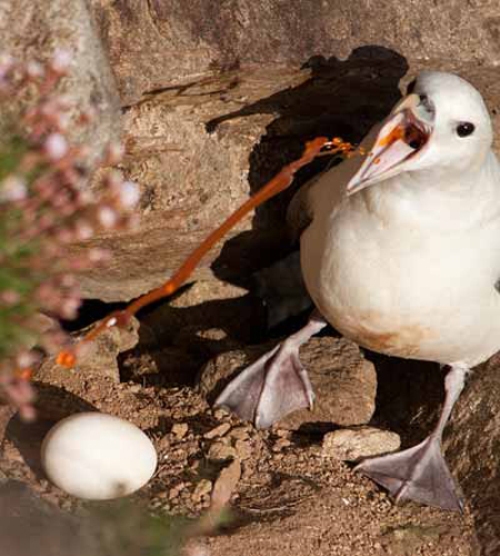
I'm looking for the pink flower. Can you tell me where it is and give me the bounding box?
[44,133,68,160]
[118,181,140,208]
[0,176,27,202]
[50,49,73,73]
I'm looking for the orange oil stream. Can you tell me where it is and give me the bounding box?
[56,137,356,368]
[378,125,405,147]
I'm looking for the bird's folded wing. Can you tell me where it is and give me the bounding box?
[286,174,321,241]
[286,122,383,240]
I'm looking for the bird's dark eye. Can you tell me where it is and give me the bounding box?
[456,122,475,137]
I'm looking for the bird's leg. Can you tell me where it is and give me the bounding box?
[214,312,327,429]
[356,363,468,511]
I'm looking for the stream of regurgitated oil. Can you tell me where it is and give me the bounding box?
[55,136,361,369]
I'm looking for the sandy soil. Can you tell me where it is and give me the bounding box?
[0,276,487,555]
[0,359,477,556]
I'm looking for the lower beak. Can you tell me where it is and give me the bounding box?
[346,94,431,195]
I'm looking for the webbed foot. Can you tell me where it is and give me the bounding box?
[356,363,468,512]
[215,314,327,428]
[355,436,463,511]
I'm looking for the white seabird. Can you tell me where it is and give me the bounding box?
[216,71,500,511]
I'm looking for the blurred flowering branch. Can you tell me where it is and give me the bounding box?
[0,52,139,419]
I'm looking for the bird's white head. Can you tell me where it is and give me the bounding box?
[346,71,494,194]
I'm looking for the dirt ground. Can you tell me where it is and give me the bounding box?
[0,384,478,556]
[0,325,480,556]
[0,282,481,556]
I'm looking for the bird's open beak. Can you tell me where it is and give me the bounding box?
[346,94,432,195]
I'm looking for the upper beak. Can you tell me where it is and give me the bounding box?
[346,93,431,195]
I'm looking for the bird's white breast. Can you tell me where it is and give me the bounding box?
[300,159,500,366]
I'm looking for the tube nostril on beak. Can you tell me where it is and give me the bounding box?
[405,123,428,151]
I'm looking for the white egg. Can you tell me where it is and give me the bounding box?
[41,412,157,500]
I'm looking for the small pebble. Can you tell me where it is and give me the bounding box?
[204,423,231,440]
[157,436,171,451]
[172,423,189,439]
[190,460,201,471]
[156,490,169,499]
[234,439,252,460]
[213,408,230,421]
[211,459,241,507]
[183,539,211,556]
[169,483,186,500]
[128,384,141,393]
[208,442,238,461]
[192,479,213,501]
[229,426,249,440]
[273,438,291,452]
[322,427,401,462]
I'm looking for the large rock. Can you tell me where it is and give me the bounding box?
[74,48,409,300]
[0,0,121,161]
[445,353,500,556]
[199,336,377,430]
[0,480,98,556]
[68,1,500,301]
[91,0,500,107]
[73,87,279,300]
[322,426,401,462]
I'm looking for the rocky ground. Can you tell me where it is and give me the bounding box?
[3,1,500,554]
[0,278,494,555]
